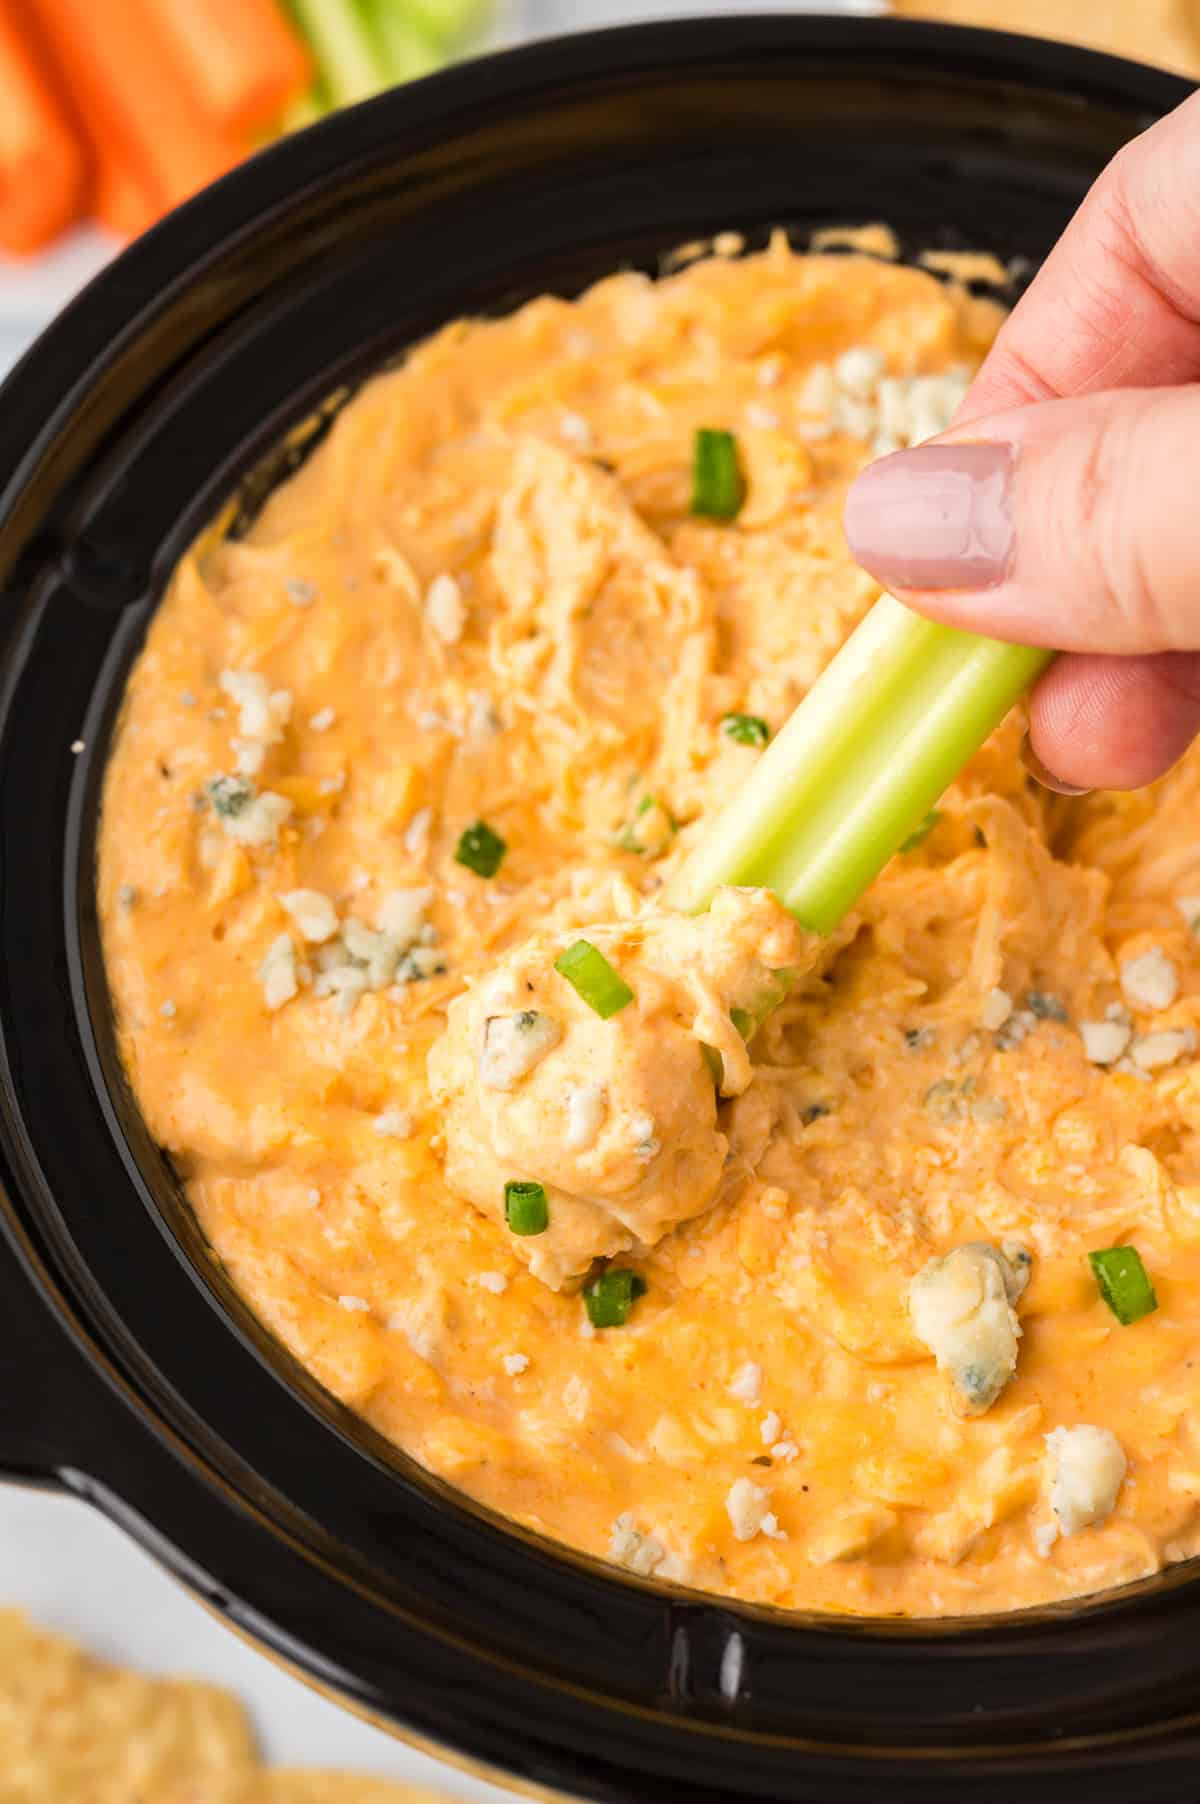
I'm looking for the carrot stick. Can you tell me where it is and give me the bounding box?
[93,143,159,240]
[150,0,312,136]
[0,0,88,255]
[26,0,241,219]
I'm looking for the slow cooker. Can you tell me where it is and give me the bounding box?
[1,17,1196,1801]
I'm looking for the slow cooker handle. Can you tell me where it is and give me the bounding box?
[0,1225,123,1489]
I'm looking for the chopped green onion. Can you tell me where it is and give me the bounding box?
[455,819,506,878]
[1088,1246,1158,1325]
[617,795,677,855]
[700,1042,723,1084]
[900,809,941,853]
[691,428,745,520]
[668,594,1051,934]
[637,794,678,828]
[554,940,634,1018]
[584,1267,647,1328]
[721,713,770,747]
[730,1007,755,1040]
[504,1180,548,1236]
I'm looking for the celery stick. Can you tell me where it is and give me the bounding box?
[394,0,490,47]
[284,0,389,105]
[668,595,1051,934]
[367,2,443,80]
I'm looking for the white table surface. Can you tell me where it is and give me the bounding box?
[0,4,872,1795]
[0,1482,515,1799]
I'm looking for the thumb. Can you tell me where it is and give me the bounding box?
[843,386,1200,791]
[844,384,1200,654]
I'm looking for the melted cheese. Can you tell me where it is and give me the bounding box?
[99,243,1200,1615]
[429,885,817,1288]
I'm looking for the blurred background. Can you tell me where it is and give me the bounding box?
[2,0,1198,384]
[0,0,1195,1796]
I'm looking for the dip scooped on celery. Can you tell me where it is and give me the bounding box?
[428,886,815,1288]
[430,596,1048,1289]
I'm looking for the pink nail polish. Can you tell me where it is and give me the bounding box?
[844,442,1014,590]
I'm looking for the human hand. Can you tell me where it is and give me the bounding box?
[844,90,1200,793]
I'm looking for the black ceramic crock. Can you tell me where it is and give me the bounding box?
[0,17,1197,1802]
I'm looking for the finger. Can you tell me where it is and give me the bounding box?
[1027,651,1200,791]
[958,88,1200,423]
[844,385,1200,654]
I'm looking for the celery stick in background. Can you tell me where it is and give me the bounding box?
[284,0,494,114]
[393,0,492,47]
[668,595,1051,935]
[283,0,390,104]
[365,1,442,80]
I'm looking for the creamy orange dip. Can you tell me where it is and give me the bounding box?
[99,241,1200,1616]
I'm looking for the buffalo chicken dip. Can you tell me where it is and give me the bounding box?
[100,240,1200,1615]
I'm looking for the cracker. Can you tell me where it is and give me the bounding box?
[0,1610,458,1804]
[0,1608,256,1803]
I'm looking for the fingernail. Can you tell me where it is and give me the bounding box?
[844,442,1014,590]
[1020,732,1092,797]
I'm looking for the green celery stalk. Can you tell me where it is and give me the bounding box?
[668,594,1051,934]
[366,1,443,80]
[284,0,390,105]
[390,0,490,47]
